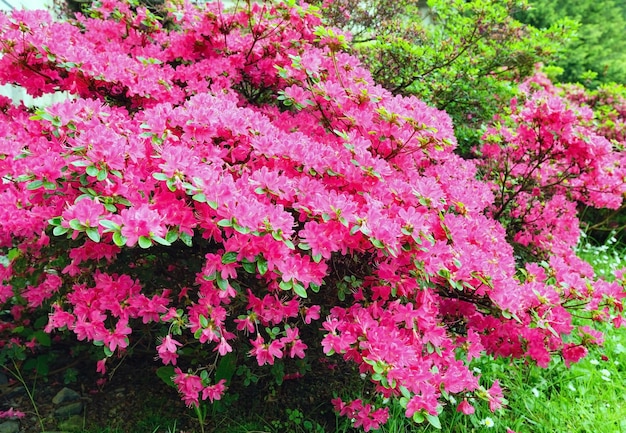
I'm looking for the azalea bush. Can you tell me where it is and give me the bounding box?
[477,72,626,258]
[0,0,624,431]
[557,81,626,240]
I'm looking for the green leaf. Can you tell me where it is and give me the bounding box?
[425,413,441,429]
[138,236,152,249]
[99,219,120,230]
[26,180,44,190]
[371,238,385,249]
[189,192,206,203]
[257,257,268,275]
[217,219,232,227]
[292,282,307,298]
[399,385,411,399]
[33,330,51,347]
[48,216,62,226]
[165,230,179,243]
[214,353,237,385]
[43,181,57,190]
[113,231,126,247]
[96,169,107,181]
[242,260,256,274]
[68,219,84,231]
[279,280,292,291]
[180,232,193,247]
[156,366,176,388]
[86,165,99,177]
[216,274,229,291]
[233,223,251,234]
[86,227,101,243]
[412,411,425,423]
[52,226,69,236]
[152,172,169,181]
[222,251,238,265]
[151,235,171,246]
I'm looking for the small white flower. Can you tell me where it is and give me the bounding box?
[589,359,600,365]
[567,382,576,392]
[472,367,482,374]
[600,369,611,381]
[531,388,540,398]
[481,417,495,428]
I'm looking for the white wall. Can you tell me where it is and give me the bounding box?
[0,0,51,10]
[0,0,71,107]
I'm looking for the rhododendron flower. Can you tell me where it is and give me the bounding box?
[202,379,227,403]
[304,305,321,324]
[157,334,183,365]
[0,408,25,419]
[173,369,204,407]
[249,335,284,366]
[487,381,504,412]
[562,343,588,367]
[118,205,166,247]
[62,199,105,228]
[457,399,475,415]
[105,319,132,352]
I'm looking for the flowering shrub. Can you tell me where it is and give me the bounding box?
[0,1,623,430]
[477,73,626,257]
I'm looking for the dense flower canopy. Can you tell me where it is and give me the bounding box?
[0,0,623,429]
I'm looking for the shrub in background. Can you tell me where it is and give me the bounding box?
[0,1,623,431]
[317,0,575,152]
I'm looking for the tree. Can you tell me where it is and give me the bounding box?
[519,0,626,86]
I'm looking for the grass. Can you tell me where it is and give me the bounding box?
[77,233,626,433]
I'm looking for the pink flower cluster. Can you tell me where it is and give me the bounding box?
[0,0,622,427]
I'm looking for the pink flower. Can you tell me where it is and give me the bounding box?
[104,319,132,352]
[96,358,107,375]
[456,399,475,415]
[202,379,227,403]
[62,198,105,228]
[487,381,504,412]
[249,335,284,366]
[119,204,166,247]
[304,305,321,324]
[173,369,204,407]
[157,334,182,365]
[0,408,25,419]
[562,343,587,367]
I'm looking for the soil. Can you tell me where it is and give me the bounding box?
[0,348,360,433]
[0,353,193,433]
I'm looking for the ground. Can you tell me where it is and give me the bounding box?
[0,346,359,433]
